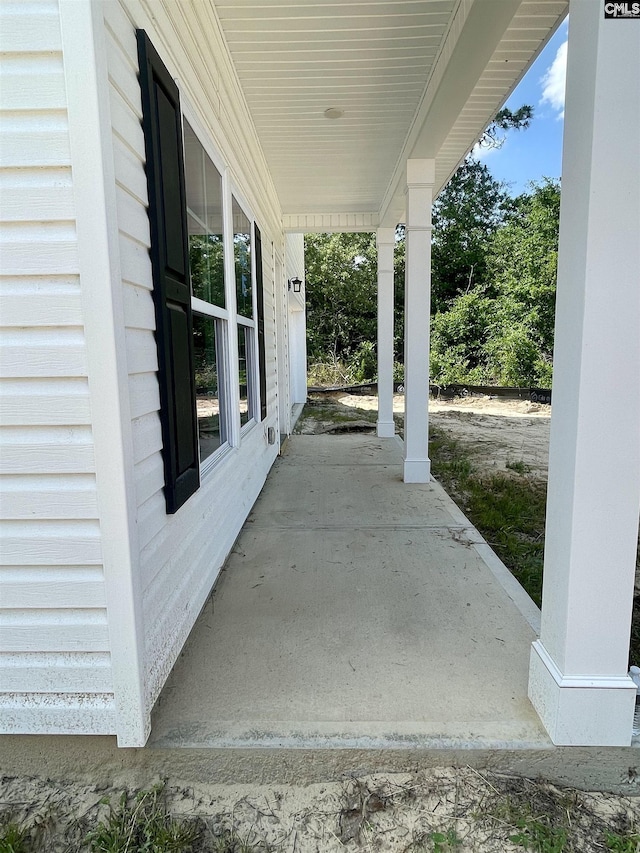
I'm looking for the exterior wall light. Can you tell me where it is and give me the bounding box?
[288,277,302,293]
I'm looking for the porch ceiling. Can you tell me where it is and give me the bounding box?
[213,0,568,231]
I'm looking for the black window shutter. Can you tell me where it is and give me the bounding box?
[254,225,268,421]
[137,30,199,513]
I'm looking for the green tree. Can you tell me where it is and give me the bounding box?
[304,231,407,382]
[430,179,560,387]
[478,105,534,149]
[430,291,493,385]
[304,232,378,370]
[431,158,511,313]
[485,179,561,386]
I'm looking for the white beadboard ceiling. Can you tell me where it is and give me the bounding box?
[213,0,568,229]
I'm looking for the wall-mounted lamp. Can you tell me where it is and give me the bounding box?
[288,277,302,293]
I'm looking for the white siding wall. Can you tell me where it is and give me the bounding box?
[104,0,285,717]
[0,0,115,733]
[285,233,307,407]
[274,253,291,436]
[0,0,286,741]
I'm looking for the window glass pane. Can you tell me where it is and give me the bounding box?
[238,324,249,426]
[185,120,225,308]
[205,157,224,237]
[188,232,225,307]
[187,214,208,302]
[194,313,224,461]
[233,197,252,318]
[183,122,205,223]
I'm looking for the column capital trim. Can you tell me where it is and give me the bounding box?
[406,158,436,185]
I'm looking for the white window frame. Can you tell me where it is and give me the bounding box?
[229,184,260,436]
[183,114,232,471]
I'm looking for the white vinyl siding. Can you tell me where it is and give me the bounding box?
[104,0,285,715]
[285,233,307,407]
[0,0,114,734]
[262,244,278,427]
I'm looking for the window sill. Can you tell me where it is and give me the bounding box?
[200,440,232,479]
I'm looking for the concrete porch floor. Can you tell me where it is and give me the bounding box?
[149,434,551,751]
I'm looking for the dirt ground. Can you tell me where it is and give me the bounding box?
[2,766,639,852]
[297,393,552,481]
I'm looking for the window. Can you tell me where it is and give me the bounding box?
[193,313,226,462]
[137,30,269,512]
[184,120,229,466]
[233,197,257,426]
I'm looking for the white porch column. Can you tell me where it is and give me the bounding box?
[403,159,435,482]
[528,1,640,747]
[377,227,396,437]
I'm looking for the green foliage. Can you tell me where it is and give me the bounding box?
[430,179,560,387]
[304,130,560,390]
[0,821,29,853]
[509,818,567,852]
[486,178,560,377]
[479,105,534,149]
[431,158,511,313]
[429,426,546,606]
[348,340,377,383]
[304,232,378,364]
[482,325,542,387]
[430,292,493,385]
[506,459,530,474]
[430,828,462,851]
[305,231,406,377]
[605,831,640,851]
[189,234,225,307]
[85,786,201,853]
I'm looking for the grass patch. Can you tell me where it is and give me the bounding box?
[506,459,531,475]
[605,831,640,851]
[429,426,546,606]
[430,424,640,664]
[479,774,638,853]
[85,786,201,852]
[0,821,29,853]
[508,817,568,851]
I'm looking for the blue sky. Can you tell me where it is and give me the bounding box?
[474,17,569,196]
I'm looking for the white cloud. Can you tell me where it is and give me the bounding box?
[540,39,567,119]
[471,141,500,160]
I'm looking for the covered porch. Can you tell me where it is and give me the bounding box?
[160,0,638,749]
[149,434,548,750]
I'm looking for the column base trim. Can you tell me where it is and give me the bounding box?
[529,640,635,746]
[403,458,431,483]
[377,421,395,438]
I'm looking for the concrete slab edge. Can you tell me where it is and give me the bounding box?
[149,720,551,751]
[430,476,542,635]
[1,735,639,794]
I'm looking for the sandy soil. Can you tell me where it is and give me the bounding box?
[2,767,637,853]
[300,393,552,481]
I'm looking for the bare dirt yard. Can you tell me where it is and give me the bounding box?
[2,766,639,852]
[296,392,551,482]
